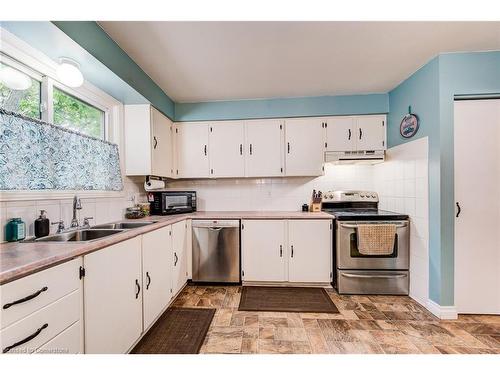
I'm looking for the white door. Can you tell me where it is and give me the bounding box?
[151,107,173,178]
[172,220,188,296]
[356,115,386,151]
[325,117,356,151]
[83,237,143,353]
[175,122,210,178]
[285,118,325,176]
[209,121,245,177]
[288,220,332,283]
[454,99,500,314]
[245,119,284,177]
[142,226,172,329]
[241,220,287,282]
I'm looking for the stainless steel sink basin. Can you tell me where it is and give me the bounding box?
[91,221,157,230]
[34,229,125,242]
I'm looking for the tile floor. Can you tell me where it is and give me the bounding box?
[172,285,500,354]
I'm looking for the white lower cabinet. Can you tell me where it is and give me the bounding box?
[172,220,188,296]
[83,237,143,354]
[242,219,332,284]
[241,220,287,282]
[288,220,332,283]
[0,258,82,355]
[142,225,173,330]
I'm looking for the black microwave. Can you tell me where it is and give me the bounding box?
[148,191,197,215]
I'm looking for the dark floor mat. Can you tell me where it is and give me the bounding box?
[238,286,339,313]
[131,307,215,354]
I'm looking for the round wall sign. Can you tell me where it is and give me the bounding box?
[400,113,419,138]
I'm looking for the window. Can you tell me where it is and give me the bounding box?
[53,87,105,139]
[0,61,41,119]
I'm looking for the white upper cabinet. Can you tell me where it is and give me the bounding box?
[325,117,356,151]
[175,122,210,178]
[285,118,325,176]
[151,107,174,177]
[124,104,174,178]
[325,115,386,152]
[209,121,245,178]
[245,119,284,177]
[355,115,386,151]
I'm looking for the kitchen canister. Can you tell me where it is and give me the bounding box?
[6,218,26,242]
[35,210,50,238]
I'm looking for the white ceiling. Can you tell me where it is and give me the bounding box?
[98,22,500,103]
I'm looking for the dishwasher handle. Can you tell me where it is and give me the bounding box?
[192,220,240,228]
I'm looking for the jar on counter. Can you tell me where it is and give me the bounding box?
[5,218,26,242]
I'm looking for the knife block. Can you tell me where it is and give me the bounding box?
[310,198,322,212]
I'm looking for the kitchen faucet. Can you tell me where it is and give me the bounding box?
[71,195,82,227]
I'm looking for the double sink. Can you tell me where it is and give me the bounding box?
[33,221,158,243]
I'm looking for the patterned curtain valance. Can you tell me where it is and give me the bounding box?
[0,108,123,191]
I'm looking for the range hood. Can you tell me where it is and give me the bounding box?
[324,150,385,165]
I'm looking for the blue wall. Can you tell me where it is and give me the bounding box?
[388,51,500,306]
[175,94,389,121]
[52,22,175,119]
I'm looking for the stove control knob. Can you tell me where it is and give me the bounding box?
[329,194,333,199]
[372,194,376,198]
[360,194,365,198]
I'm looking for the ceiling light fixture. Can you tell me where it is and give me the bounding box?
[0,65,32,90]
[56,57,84,88]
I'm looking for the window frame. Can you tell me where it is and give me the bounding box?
[0,53,43,119]
[51,84,108,140]
[0,26,126,201]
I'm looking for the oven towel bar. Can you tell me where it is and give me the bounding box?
[356,224,396,255]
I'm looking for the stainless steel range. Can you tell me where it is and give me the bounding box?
[322,191,410,295]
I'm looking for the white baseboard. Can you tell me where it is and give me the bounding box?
[426,299,458,320]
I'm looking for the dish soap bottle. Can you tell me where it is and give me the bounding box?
[35,210,50,238]
[6,218,26,242]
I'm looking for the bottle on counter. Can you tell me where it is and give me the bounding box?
[35,210,50,238]
[5,218,26,242]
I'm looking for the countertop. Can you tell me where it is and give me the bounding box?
[0,211,333,285]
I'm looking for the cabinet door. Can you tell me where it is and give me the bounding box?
[142,225,172,330]
[356,115,386,151]
[245,119,284,177]
[172,220,188,296]
[242,220,287,282]
[175,122,210,178]
[151,107,173,178]
[285,118,325,176]
[325,117,356,151]
[288,220,332,283]
[209,121,245,177]
[83,237,142,354]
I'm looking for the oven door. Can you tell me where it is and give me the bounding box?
[336,220,409,270]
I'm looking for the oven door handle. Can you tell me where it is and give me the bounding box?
[341,272,407,279]
[340,223,407,229]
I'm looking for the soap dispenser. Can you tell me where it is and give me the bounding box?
[35,210,50,238]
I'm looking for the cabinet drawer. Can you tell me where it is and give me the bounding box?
[36,321,82,354]
[1,258,81,329]
[1,289,81,354]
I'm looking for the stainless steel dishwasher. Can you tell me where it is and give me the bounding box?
[192,220,240,283]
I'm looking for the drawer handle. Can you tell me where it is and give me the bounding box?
[135,279,141,299]
[3,323,48,353]
[3,286,48,309]
[341,273,407,279]
[146,272,151,290]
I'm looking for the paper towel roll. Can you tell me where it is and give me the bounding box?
[144,179,165,191]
